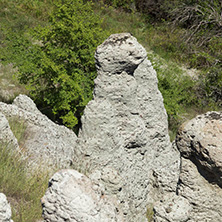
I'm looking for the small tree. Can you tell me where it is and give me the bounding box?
[18,0,106,129]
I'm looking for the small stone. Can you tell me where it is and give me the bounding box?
[0,193,13,222]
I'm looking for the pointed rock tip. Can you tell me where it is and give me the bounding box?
[95,33,147,75]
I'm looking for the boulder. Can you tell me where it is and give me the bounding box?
[0,94,77,169]
[0,193,13,222]
[172,111,222,221]
[75,33,180,222]
[41,169,123,222]
[177,111,222,187]
[176,157,222,222]
[13,94,42,115]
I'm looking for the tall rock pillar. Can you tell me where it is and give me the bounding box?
[77,33,180,222]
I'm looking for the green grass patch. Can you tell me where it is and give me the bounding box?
[7,116,28,147]
[0,0,220,136]
[0,142,49,222]
[0,63,27,103]
[0,116,49,222]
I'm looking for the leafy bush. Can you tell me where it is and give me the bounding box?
[2,0,106,130]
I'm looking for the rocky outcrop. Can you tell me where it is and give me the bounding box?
[177,111,222,187]
[154,111,222,221]
[0,94,77,169]
[0,193,13,222]
[176,111,222,221]
[176,157,222,222]
[2,33,221,222]
[75,33,180,222]
[41,169,123,222]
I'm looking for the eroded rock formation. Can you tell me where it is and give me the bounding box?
[154,111,222,221]
[0,94,77,169]
[75,33,180,222]
[1,33,221,222]
[42,169,123,222]
[176,111,222,221]
[177,111,222,187]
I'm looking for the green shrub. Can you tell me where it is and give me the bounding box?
[4,0,107,130]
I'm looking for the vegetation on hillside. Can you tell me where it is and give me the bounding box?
[0,0,221,220]
[0,117,49,222]
[1,0,107,131]
[101,0,222,107]
[0,0,221,133]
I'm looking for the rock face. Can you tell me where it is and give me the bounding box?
[2,33,221,222]
[154,111,222,221]
[0,94,77,169]
[176,111,222,221]
[41,169,123,222]
[177,111,222,187]
[153,193,191,222]
[76,33,180,222]
[0,193,13,222]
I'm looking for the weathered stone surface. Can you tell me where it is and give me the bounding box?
[154,111,222,222]
[94,33,147,75]
[176,158,222,222]
[153,193,191,222]
[13,94,41,115]
[76,33,180,222]
[0,112,19,149]
[41,169,123,222]
[0,94,77,169]
[176,111,222,187]
[0,193,13,222]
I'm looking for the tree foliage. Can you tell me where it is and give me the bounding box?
[16,0,106,129]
